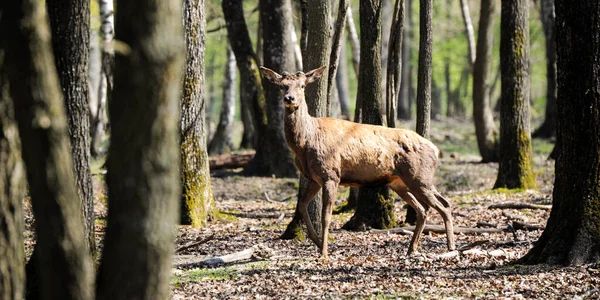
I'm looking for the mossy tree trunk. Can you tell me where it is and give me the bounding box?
[281,0,333,240]
[532,0,557,139]
[343,0,396,231]
[180,0,215,227]
[208,46,236,155]
[519,0,600,265]
[473,0,500,162]
[494,0,536,190]
[95,0,184,297]
[223,0,267,151]
[245,0,297,178]
[46,0,94,256]
[0,54,26,300]
[0,0,94,298]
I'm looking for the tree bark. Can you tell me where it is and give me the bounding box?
[398,0,413,120]
[346,6,360,77]
[0,0,94,298]
[222,0,268,165]
[459,0,476,67]
[92,0,114,157]
[473,0,500,162]
[46,0,94,257]
[180,0,215,227]
[386,0,404,128]
[95,0,184,298]
[532,0,557,139]
[519,0,600,265]
[494,0,536,190]
[380,0,393,109]
[209,46,236,155]
[343,0,396,231]
[326,0,349,117]
[415,0,432,138]
[245,0,297,178]
[336,44,351,119]
[0,54,26,300]
[281,0,333,240]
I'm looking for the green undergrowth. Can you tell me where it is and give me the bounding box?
[172,261,271,286]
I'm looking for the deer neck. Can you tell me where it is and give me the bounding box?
[284,98,316,154]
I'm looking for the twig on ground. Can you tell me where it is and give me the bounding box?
[511,221,544,231]
[199,247,255,267]
[488,202,552,211]
[371,225,503,235]
[176,234,215,253]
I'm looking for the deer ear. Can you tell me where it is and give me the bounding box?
[260,67,282,84]
[305,66,327,84]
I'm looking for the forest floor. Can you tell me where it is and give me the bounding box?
[23,119,600,299]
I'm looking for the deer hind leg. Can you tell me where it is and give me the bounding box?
[320,180,338,258]
[413,186,455,251]
[388,181,428,255]
[298,178,323,249]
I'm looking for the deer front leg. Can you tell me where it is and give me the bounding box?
[320,180,338,258]
[298,178,322,248]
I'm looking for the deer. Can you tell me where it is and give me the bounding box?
[259,65,455,258]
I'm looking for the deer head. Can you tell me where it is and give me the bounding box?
[260,66,327,108]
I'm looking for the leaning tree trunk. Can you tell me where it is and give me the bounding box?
[95,0,184,298]
[245,0,297,178]
[180,0,215,227]
[46,0,94,257]
[281,0,333,240]
[532,0,557,139]
[386,0,404,128]
[208,46,236,155]
[0,0,94,298]
[519,0,600,265]
[406,0,433,225]
[0,54,26,300]
[494,0,536,190]
[472,0,499,162]
[459,0,476,68]
[343,0,396,231]
[336,44,351,119]
[223,0,267,151]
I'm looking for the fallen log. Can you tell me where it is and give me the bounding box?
[488,202,552,211]
[512,221,544,231]
[209,151,255,170]
[199,247,255,267]
[371,225,503,235]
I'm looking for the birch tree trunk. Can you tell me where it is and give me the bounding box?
[209,46,236,155]
[459,0,476,67]
[0,0,93,297]
[96,0,184,297]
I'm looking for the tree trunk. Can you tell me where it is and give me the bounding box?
[95,0,184,298]
[519,0,600,265]
[92,0,114,157]
[380,0,393,110]
[326,0,349,117]
[0,55,26,300]
[415,0,432,138]
[343,0,396,231]
[0,0,94,298]
[281,0,333,240]
[245,0,297,178]
[209,46,236,155]
[532,0,557,139]
[386,0,404,128]
[398,0,413,120]
[494,0,536,190]
[46,0,94,257]
[336,44,351,119]
[180,0,215,227]
[473,0,500,162]
[346,6,360,77]
[222,0,269,169]
[459,0,476,67]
